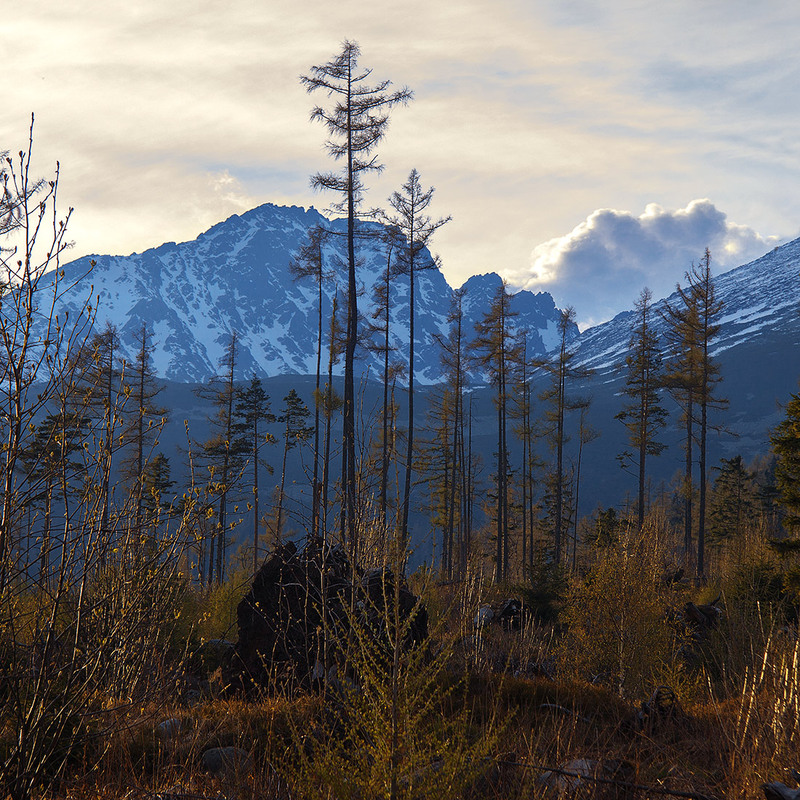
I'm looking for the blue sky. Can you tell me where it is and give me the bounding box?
[3,0,798,327]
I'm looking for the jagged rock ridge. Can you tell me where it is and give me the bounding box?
[52,203,573,384]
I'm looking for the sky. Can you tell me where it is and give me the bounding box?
[3,1,799,328]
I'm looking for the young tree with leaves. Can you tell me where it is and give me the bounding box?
[0,133,91,591]
[0,122,195,800]
[301,40,412,552]
[616,288,668,529]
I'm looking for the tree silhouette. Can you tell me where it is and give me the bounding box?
[474,282,519,582]
[382,169,450,549]
[301,40,411,553]
[538,307,590,565]
[616,288,668,529]
[196,331,246,585]
[275,389,314,542]
[290,226,333,538]
[234,375,275,572]
[663,250,725,576]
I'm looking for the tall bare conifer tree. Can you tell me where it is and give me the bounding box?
[290,226,332,538]
[301,41,411,554]
[196,331,245,585]
[663,250,725,576]
[382,169,450,548]
[616,288,668,529]
[539,307,590,565]
[474,283,519,582]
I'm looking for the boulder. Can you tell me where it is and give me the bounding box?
[156,717,184,742]
[497,597,525,630]
[473,599,526,631]
[682,598,722,634]
[475,606,494,628]
[225,537,428,693]
[764,773,800,800]
[201,746,252,777]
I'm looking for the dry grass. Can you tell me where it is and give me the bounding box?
[9,529,800,800]
[29,615,800,800]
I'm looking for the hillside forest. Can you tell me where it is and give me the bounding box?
[2,41,800,800]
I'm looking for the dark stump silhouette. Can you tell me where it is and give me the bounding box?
[225,538,427,693]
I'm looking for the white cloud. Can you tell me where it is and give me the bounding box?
[505,200,780,328]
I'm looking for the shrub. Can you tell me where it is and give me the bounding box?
[280,564,502,800]
[559,528,680,699]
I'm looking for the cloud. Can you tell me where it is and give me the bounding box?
[504,199,780,328]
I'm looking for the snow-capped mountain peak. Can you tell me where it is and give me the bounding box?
[50,203,573,384]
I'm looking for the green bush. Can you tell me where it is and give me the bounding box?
[724,558,783,606]
[280,567,502,800]
[518,550,568,624]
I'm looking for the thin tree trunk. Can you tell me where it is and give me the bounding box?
[555,363,565,564]
[323,303,337,544]
[312,257,323,539]
[401,257,415,549]
[698,391,707,576]
[135,326,147,539]
[344,68,357,557]
[638,388,647,529]
[276,434,289,542]
[252,417,260,574]
[685,392,694,564]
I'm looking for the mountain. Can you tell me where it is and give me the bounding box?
[571,239,799,378]
[42,204,800,533]
[53,203,574,384]
[541,237,800,513]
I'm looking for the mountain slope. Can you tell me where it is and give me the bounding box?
[572,239,799,376]
[52,203,573,384]
[543,238,800,513]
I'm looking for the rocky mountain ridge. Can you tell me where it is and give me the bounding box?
[572,238,799,377]
[52,203,573,384]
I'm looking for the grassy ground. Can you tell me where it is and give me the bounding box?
[28,581,797,800]
[6,523,800,799]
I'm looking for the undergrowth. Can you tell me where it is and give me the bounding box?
[5,524,800,800]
